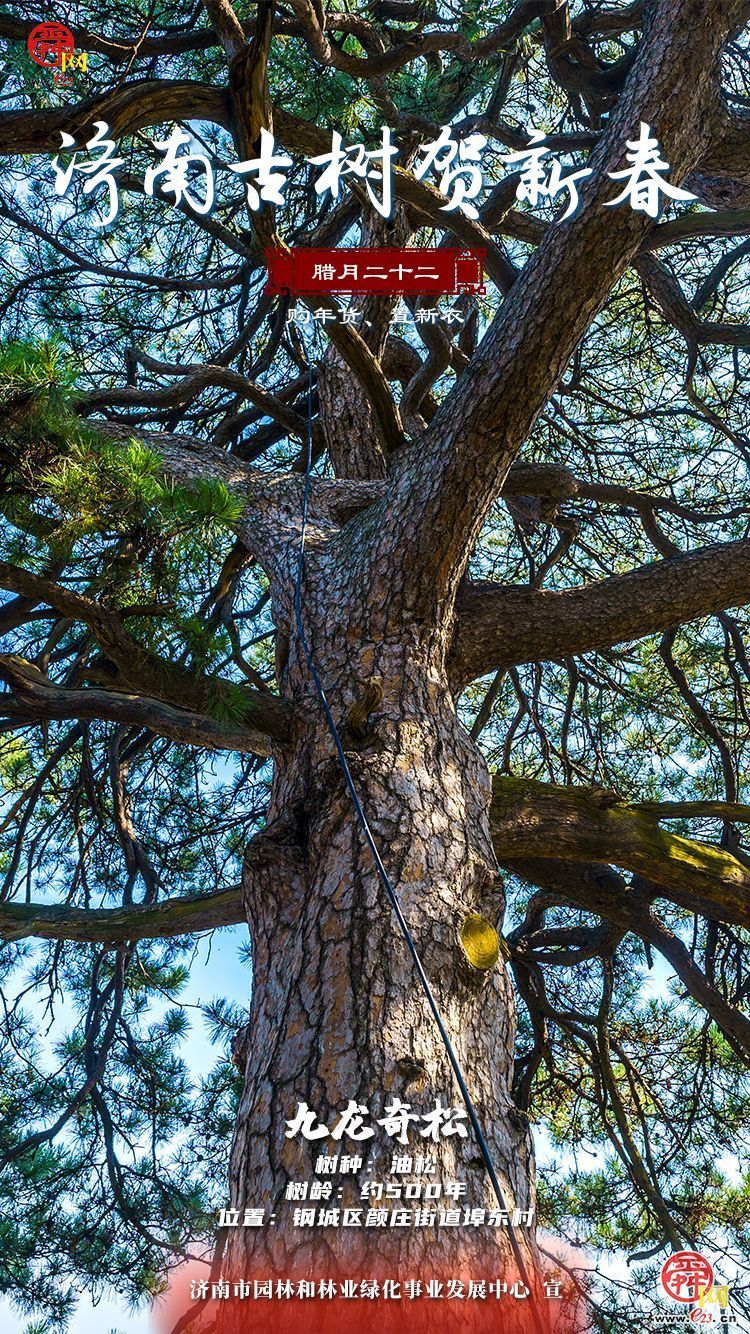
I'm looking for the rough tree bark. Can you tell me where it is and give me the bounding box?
[220,521,542,1330]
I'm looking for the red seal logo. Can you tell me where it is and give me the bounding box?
[27,21,75,68]
[660,1251,714,1304]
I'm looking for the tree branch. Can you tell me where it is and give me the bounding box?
[501,857,750,1059]
[0,654,287,755]
[81,364,306,440]
[0,561,291,744]
[0,81,230,155]
[490,775,750,929]
[450,539,750,686]
[0,887,243,943]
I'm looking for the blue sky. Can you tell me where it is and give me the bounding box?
[1,926,250,1334]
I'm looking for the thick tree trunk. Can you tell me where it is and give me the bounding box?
[214,542,550,1332]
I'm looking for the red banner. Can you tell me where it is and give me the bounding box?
[265,248,485,296]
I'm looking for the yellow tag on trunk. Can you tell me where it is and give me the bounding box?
[459,914,500,971]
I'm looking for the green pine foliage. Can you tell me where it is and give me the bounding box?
[0,340,243,553]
